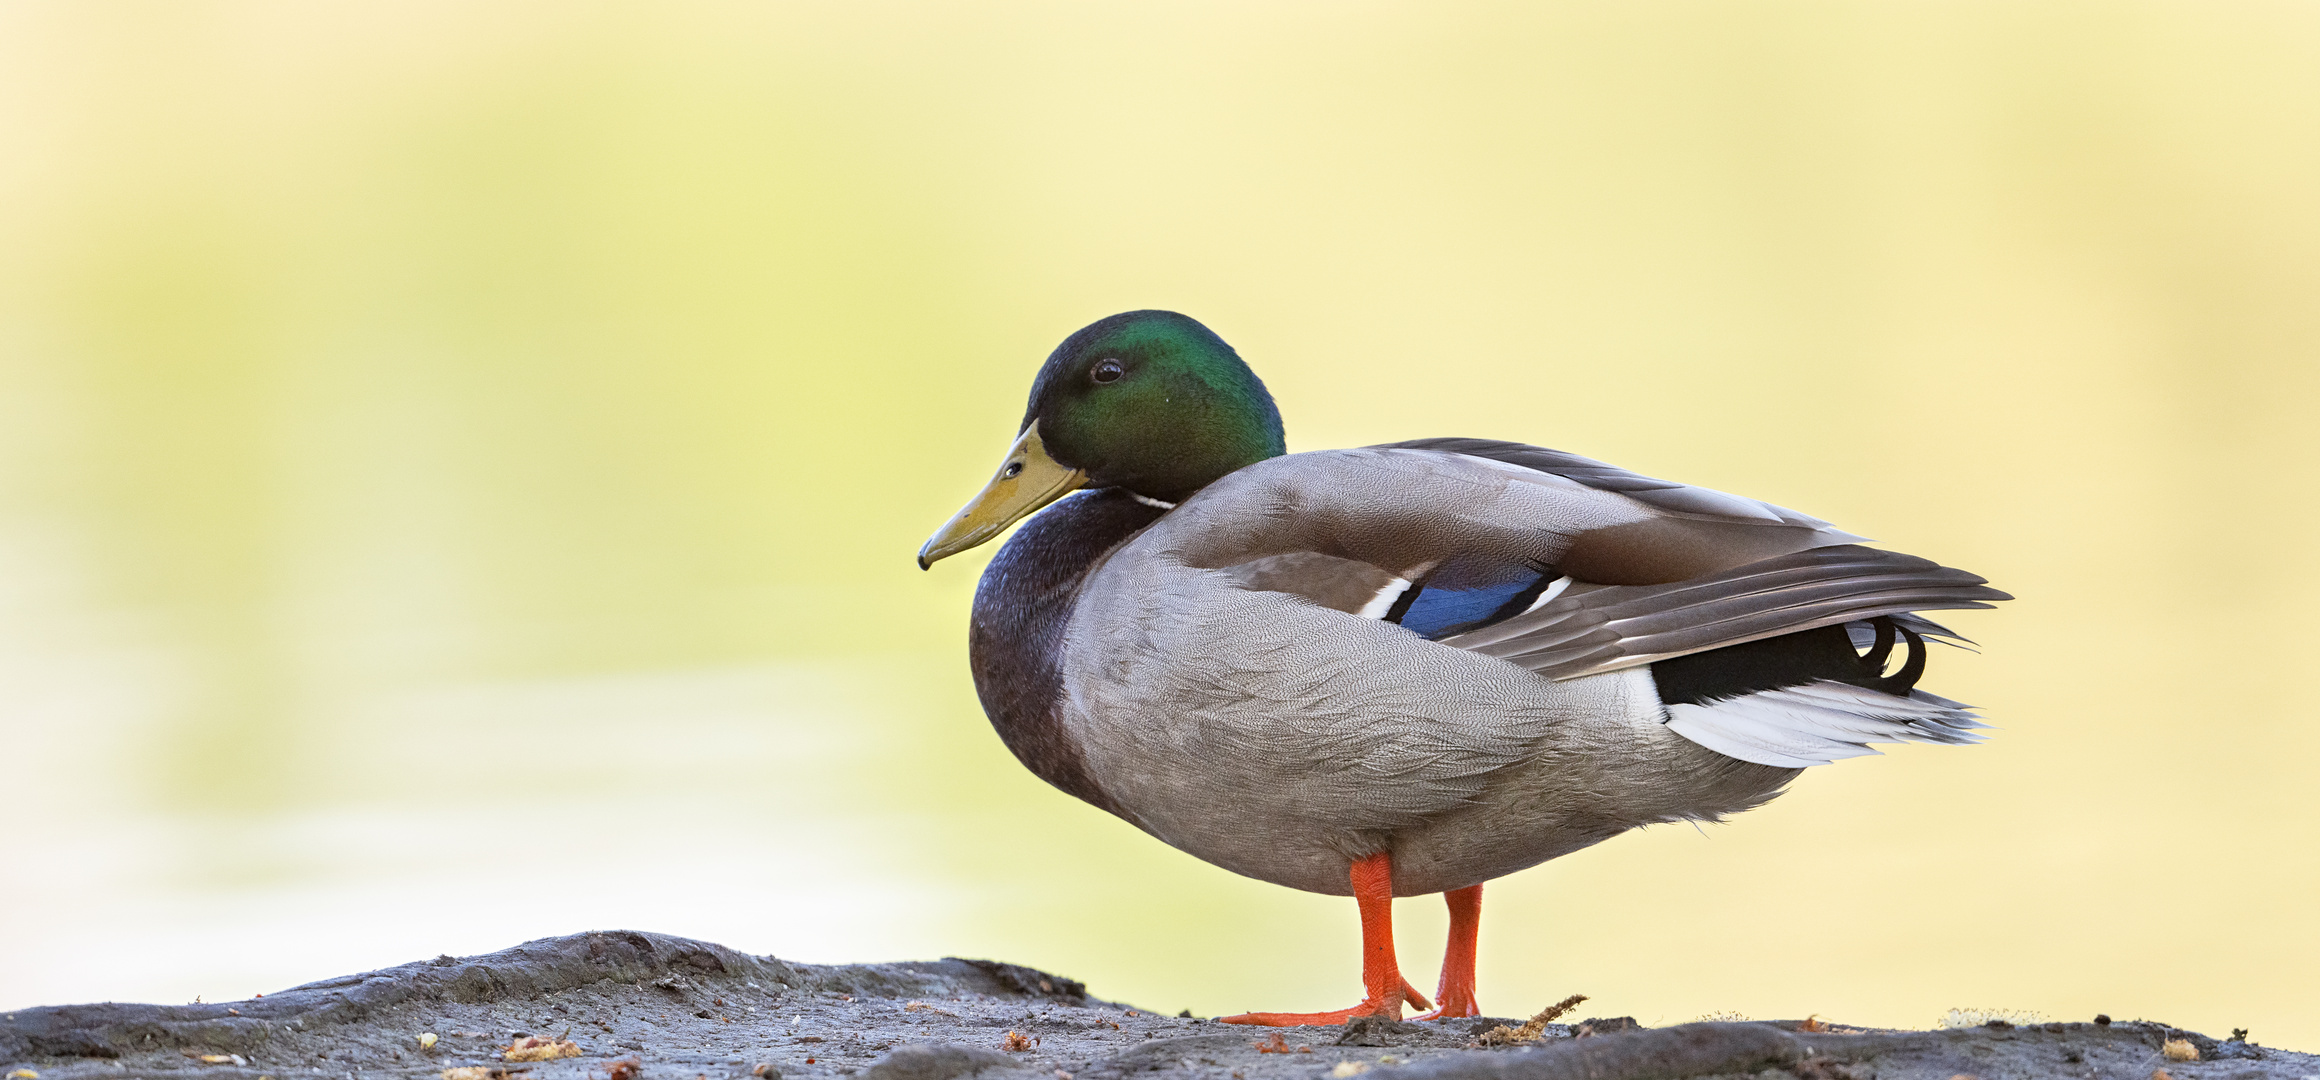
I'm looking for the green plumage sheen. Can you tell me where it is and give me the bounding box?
[1022,311,1286,503]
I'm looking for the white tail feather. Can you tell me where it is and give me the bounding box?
[1664,679,1987,769]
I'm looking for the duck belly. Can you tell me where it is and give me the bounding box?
[1058,575,1798,897]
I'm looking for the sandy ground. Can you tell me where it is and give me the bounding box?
[2,931,2308,1080]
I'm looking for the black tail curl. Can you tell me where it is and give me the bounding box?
[1650,614,1935,707]
[1855,616,1927,695]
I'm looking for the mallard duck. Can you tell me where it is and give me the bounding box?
[918,310,2006,1026]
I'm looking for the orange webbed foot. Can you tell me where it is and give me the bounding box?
[1411,883,1484,1022]
[1217,853,1431,1027]
[1216,979,1432,1027]
[1216,1003,1389,1027]
[1408,989,1480,1022]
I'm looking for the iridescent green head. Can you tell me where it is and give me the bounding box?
[1023,310,1286,502]
[917,310,1285,568]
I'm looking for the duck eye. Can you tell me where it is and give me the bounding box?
[1002,461,1024,479]
[1090,359,1125,384]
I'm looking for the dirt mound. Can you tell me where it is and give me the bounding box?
[3,931,2304,1080]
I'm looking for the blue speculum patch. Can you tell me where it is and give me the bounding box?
[1391,570,1557,640]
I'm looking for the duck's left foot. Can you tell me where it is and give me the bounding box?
[1407,988,1479,1021]
[1215,978,1432,1027]
[1409,883,1485,1021]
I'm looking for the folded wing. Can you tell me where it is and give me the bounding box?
[1178,442,2009,769]
[1440,544,2009,680]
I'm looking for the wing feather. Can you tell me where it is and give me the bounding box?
[1442,545,2009,679]
[1374,437,1860,534]
[1167,447,2003,684]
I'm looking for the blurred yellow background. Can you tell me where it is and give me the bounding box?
[3,0,2316,1046]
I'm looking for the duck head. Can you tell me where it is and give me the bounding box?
[918,310,1286,568]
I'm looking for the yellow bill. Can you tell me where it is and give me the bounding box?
[918,420,1088,569]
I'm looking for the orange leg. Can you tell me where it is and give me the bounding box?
[1217,852,1432,1025]
[1410,883,1482,1020]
